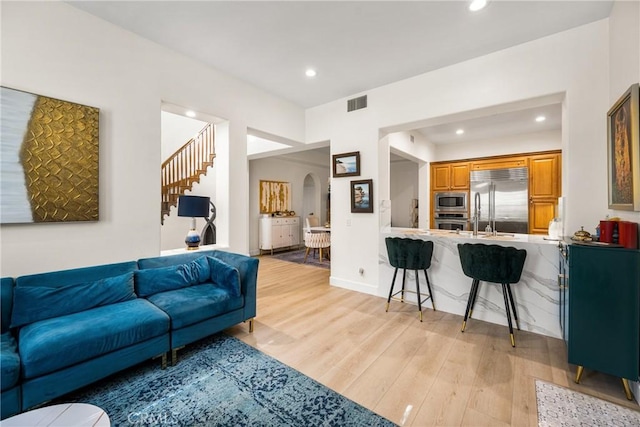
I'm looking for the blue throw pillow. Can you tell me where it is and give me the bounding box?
[10,272,136,328]
[135,256,211,297]
[207,256,241,297]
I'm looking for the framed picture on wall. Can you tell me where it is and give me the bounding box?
[333,151,360,177]
[351,179,373,213]
[607,83,639,211]
[0,86,100,224]
[259,180,291,214]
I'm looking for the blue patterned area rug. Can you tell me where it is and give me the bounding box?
[536,380,640,426]
[61,334,393,426]
[271,248,330,269]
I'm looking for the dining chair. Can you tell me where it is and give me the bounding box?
[304,231,330,263]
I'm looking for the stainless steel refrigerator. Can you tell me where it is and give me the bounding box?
[470,167,529,234]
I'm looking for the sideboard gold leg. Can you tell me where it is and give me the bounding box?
[575,365,584,384]
[622,378,634,401]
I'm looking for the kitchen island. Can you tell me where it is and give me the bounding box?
[380,228,561,339]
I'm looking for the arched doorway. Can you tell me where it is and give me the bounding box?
[302,173,323,226]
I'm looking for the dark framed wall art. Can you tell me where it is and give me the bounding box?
[607,83,639,211]
[333,151,360,177]
[351,179,373,213]
[0,86,100,224]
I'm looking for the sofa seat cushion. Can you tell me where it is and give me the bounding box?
[1,332,20,391]
[19,299,169,379]
[147,283,243,330]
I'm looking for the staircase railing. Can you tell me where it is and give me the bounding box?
[161,123,215,223]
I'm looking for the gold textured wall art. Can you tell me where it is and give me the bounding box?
[259,180,291,214]
[1,86,99,223]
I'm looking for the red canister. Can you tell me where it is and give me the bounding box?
[618,221,638,249]
[600,220,616,243]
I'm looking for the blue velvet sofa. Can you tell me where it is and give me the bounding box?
[0,249,258,419]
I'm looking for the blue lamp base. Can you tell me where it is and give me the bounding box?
[185,216,201,250]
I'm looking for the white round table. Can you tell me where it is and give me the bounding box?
[1,403,109,427]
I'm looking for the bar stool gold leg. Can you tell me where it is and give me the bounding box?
[575,365,584,384]
[622,378,634,400]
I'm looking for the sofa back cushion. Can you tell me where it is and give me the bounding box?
[1,278,14,334]
[15,261,138,289]
[134,256,210,297]
[11,272,136,328]
[137,250,217,269]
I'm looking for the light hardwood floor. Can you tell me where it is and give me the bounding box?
[227,256,639,426]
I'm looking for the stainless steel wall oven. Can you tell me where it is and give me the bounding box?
[434,212,469,231]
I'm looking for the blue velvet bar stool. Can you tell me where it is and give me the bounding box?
[385,237,435,322]
[457,243,527,347]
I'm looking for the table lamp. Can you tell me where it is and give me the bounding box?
[177,195,210,250]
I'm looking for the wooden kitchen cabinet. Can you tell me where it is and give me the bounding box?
[470,156,527,171]
[529,198,557,234]
[530,153,560,197]
[529,152,561,234]
[431,162,469,191]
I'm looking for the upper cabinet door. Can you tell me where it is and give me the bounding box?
[530,153,561,197]
[450,163,470,190]
[432,165,451,191]
[431,162,469,191]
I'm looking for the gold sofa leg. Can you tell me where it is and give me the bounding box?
[154,352,167,370]
[171,346,185,366]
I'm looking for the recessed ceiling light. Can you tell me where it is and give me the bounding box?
[469,0,487,12]
[535,115,546,122]
[305,69,317,78]
[185,110,196,118]
[456,129,465,135]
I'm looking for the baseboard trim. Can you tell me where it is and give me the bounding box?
[329,276,381,296]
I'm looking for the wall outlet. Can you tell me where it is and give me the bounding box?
[358,267,364,275]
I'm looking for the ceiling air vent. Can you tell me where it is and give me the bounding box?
[347,95,367,112]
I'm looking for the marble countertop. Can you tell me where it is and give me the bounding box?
[385,227,562,246]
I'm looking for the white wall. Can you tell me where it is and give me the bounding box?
[160,111,208,161]
[608,0,640,224]
[248,152,330,255]
[307,20,610,296]
[0,2,304,276]
[434,129,561,162]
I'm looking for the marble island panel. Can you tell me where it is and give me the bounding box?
[379,227,561,339]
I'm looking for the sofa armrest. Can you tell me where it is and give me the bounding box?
[208,252,258,319]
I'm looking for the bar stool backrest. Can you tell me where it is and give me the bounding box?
[457,243,527,284]
[385,237,434,270]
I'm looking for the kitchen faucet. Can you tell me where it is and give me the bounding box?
[473,192,480,236]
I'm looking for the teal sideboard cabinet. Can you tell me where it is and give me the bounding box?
[564,243,640,400]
